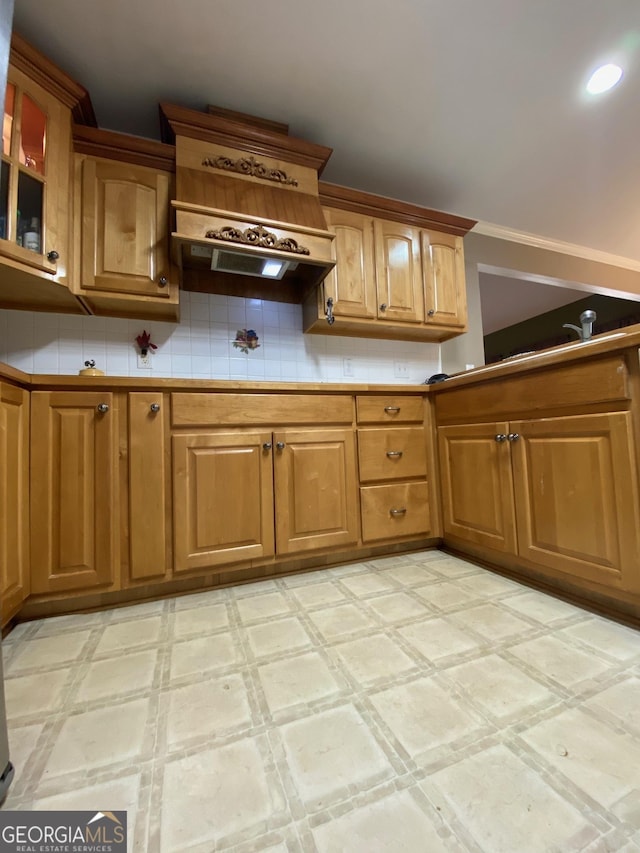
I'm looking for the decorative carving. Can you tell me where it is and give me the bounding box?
[205,224,310,256]
[201,154,298,186]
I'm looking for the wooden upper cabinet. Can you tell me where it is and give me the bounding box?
[0,382,29,625]
[30,391,119,594]
[422,230,467,328]
[322,207,376,319]
[374,219,424,323]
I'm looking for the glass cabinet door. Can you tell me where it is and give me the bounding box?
[1,80,46,257]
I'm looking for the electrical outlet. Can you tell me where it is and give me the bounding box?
[343,357,354,377]
[394,361,409,379]
[137,353,152,370]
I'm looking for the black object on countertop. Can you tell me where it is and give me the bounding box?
[425,373,449,384]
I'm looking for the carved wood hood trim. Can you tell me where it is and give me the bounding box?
[202,155,299,187]
[205,224,311,256]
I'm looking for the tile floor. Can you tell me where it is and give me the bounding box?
[3,550,640,852]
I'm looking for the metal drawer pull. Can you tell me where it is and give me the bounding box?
[276,441,285,450]
[507,433,520,442]
[495,433,507,442]
[384,406,401,413]
[263,442,272,451]
[386,450,403,458]
[390,507,407,516]
[96,403,109,413]
[149,403,160,413]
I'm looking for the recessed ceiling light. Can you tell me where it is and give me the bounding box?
[586,63,623,94]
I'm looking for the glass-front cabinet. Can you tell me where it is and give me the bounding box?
[0,64,72,277]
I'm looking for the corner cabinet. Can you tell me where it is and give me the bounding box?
[303,184,475,342]
[0,34,93,315]
[72,127,179,320]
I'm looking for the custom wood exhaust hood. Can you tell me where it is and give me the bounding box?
[160,103,336,303]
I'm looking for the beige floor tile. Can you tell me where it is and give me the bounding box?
[42,698,150,778]
[170,633,241,681]
[370,677,483,760]
[291,581,346,608]
[333,634,417,684]
[5,669,71,719]
[428,558,478,578]
[415,581,479,611]
[280,705,393,810]
[339,572,397,597]
[521,706,640,818]
[584,677,640,736]
[246,617,311,659]
[457,572,519,597]
[109,599,167,621]
[427,744,599,852]
[234,579,281,597]
[381,564,439,586]
[503,591,584,624]
[443,654,556,720]
[160,737,285,851]
[173,589,226,610]
[7,630,91,673]
[75,650,158,703]
[509,634,613,687]
[165,672,252,748]
[312,789,452,853]
[398,618,480,662]
[236,592,292,623]
[257,651,340,713]
[9,723,44,785]
[94,617,162,656]
[450,603,534,640]
[309,603,376,641]
[172,603,228,638]
[562,619,640,661]
[32,611,107,637]
[364,592,430,623]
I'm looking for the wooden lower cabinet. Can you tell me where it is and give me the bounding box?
[274,428,358,553]
[30,392,119,594]
[0,383,29,624]
[172,431,275,572]
[360,482,430,542]
[439,413,640,592]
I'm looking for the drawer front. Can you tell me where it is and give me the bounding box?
[360,482,431,542]
[358,426,427,481]
[172,393,353,427]
[356,395,424,424]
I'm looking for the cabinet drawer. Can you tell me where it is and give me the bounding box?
[172,393,353,426]
[358,427,427,481]
[360,482,430,542]
[356,395,424,424]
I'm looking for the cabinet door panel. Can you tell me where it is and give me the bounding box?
[438,422,517,552]
[323,208,376,318]
[511,413,640,591]
[360,482,431,542]
[80,158,172,297]
[274,428,358,553]
[128,393,170,581]
[30,392,117,593]
[422,231,467,328]
[358,427,427,482]
[374,220,424,323]
[0,383,29,623]
[173,432,275,571]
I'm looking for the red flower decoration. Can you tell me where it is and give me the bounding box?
[135,330,157,355]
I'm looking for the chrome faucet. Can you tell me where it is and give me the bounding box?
[563,309,597,342]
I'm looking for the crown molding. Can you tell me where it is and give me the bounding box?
[472,221,640,274]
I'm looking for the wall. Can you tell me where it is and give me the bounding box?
[0,291,440,383]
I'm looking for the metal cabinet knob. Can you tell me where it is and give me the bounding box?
[507,433,520,442]
[276,441,285,450]
[96,403,109,413]
[427,308,435,317]
[263,442,272,451]
[150,403,160,413]
[158,276,168,287]
[386,450,403,458]
[384,406,401,413]
[389,507,407,516]
[495,433,507,442]
[379,303,387,312]
[47,250,59,262]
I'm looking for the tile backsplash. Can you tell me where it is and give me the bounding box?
[0,291,440,383]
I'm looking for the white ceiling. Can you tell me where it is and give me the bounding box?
[11,0,640,330]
